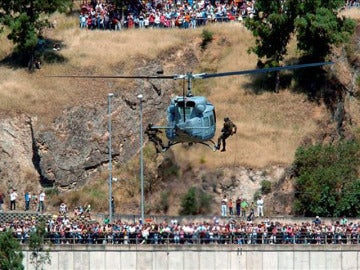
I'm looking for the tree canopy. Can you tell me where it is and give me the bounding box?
[0,230,24,270]
[0,0,72,58]
[294,140,360,217]
[246,0,355,65]
[29,219,51,270]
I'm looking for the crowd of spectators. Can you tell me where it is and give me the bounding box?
[78,0,254,30]
[1,209,360,246]
[78,0,359,31]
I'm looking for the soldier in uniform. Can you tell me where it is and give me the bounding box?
[145,123,166,153]
[216,117,237,152]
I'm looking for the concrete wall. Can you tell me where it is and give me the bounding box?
[22,245,360,270]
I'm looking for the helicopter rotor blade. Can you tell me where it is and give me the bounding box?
[47,74,176,79]
[48,61,333,81]
[197,62,334,79]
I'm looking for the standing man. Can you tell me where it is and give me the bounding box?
[221,195,228,217]
[38,189,45,213]
[235,197,241,217]
[216,117,237,152]
[256,196,264,217]
[240,199,248,219]
[0,191,4,212]
[24,191,31,211]
[10,189,18,211]
[228,198,234,216]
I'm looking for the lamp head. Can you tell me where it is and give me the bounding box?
[137,94,143,100]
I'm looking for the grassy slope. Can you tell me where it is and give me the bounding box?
[0,17,328,169]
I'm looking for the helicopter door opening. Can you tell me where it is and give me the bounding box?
[212,110,216,124]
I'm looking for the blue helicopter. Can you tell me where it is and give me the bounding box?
[153,62,333,151]
[50,62,333,151]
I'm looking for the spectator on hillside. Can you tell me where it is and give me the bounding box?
[247,201,255,221]
[0,192,4,212]
[10,189,18,211]
[38,189,46,213]
[235,197,241,217]
[59,202,68,215]
[313,216,321,225]
[228,198,234,216]
[24,191,31,211]
[256,196,264,217]
[221,195,228,217]
[340,216,348,226]
[240,199,248,219]
[32,194,38,210]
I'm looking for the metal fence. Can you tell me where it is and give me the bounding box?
[17,231,360,246]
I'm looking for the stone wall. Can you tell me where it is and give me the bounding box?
[22,245,360,270]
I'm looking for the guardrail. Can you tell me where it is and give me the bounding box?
[17,233,360,246]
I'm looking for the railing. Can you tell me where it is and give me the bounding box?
[17,232,360,246]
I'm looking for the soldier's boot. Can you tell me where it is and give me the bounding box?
[221,148,226,152]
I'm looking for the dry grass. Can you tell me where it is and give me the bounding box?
[0,17,330,169]
[341,8,360,20]
[0,13,198,123]
[2,9,358,215]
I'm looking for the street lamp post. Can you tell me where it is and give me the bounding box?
[137,94,145,222]
[108,93,114,223]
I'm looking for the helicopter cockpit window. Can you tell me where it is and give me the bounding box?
[177,100,196,119]
[177,101,195,108]
[178,107,192,118]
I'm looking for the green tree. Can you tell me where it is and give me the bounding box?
[245,0,299,92]
[29,220,51,270]
[0,230,24,270]
[179,187,198,215]
[245,0,355,93]
[294,1,355,98]
[294,140,360,217]
[295,1,355,62]
[0,0,72,62]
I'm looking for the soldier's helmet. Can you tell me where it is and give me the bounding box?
[224,117,229,122]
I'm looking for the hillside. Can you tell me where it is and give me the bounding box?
[0,8,359,217]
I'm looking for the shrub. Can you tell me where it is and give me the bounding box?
[260,180,272,194]
[179,187,212,215]
[179,187,197,215]
[201,29,213,49]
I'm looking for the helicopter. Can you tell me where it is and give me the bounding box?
[50,61,333,151]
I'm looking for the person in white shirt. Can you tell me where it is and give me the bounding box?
[256,196,264,217]
[10,189,18,211]
[221,195,228,217]
[38,189,46,213]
